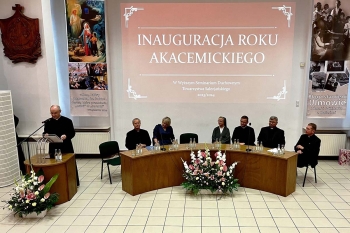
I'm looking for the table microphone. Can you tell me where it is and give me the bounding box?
[160,132,166,151]
[246,123,252,152]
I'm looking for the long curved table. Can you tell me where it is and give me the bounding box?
[120,144,297,197]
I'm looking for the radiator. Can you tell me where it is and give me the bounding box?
[71,132,110,154]
[318,134,346,156]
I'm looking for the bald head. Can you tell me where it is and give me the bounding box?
[50,105,61,119]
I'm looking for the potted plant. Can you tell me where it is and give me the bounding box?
[181,148,239,195]
[2,169,59,218]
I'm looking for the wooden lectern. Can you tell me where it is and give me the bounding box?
[24,153,77,205]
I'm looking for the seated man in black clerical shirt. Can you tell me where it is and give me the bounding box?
[125,118,151,150]
[294,123,321,168]
[257,116,285,148]
[232,115,255,146]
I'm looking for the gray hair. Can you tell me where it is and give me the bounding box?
[132,118,141,124]
[50,105,61,111]
[269,116,278,122]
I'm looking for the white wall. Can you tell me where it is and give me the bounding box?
[1,0,348,151]
[0,0,54,135]
[0,0,110,136]
[107,0,312,150]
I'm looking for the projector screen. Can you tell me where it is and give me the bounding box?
[121,2,295,103]
[108,0,307,150]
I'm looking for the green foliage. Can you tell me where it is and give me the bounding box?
[2,170,60,217]
[181,149,240,195]
[42,174,59,194]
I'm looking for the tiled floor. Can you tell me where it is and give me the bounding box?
[1,159,350,233]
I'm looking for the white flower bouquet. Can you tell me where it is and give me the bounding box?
[181,148,239,195]
[2,169,59,217]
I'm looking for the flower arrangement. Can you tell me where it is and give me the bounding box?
[2,169,59,217]
[181,148,239,195]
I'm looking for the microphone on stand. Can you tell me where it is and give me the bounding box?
[18,119,49,170]
[246,123,252,152]
[160,132,166,151]
[42,118,51,124]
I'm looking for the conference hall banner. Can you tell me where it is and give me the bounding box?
[121,3,295,103]
[306,0,350,118]
[65,0,108,116]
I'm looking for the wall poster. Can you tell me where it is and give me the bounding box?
[65,0,108,116]
[307,0,350,118]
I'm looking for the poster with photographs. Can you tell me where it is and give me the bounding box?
[307,0,350,118]
[65,0,108,116]
[69,63,108,116]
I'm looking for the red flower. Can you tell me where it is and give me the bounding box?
[189,164,195,170]
[26,191,36,200]
[201,152,206,158]
[223,165,228,172]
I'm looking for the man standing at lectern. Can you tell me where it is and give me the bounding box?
[43,105,79,186]
[125,118,151,150]
[257,116,285,148]
[43,105,75,154]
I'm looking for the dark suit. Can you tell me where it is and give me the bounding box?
[43,116,75,154]
[232,126,255,146]
[212,126,230,144]
[294,134,321,168]
[43,115,79,186]
[257,126,285,148]
[125,129,151,150]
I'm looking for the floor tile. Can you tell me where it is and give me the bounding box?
[237,217,257,227]
[128,216,148,225]
[45,225,69,233]
[90,215,112,225]
[255,217,276,227]
[163,225,183,233]
[85,225,107,233]
[274,217,296,227]
[65,225,89,233]
[310,217,334,227]
[164,216,184,226]
[72,215,95,225]
[1,159,350,231]
[292,217,315,227]
[143,225,163,233]
[182,226,202,233]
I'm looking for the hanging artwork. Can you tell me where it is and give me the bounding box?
[0,4,41,64]
[306,0,350,118]
[65,0,108,116]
